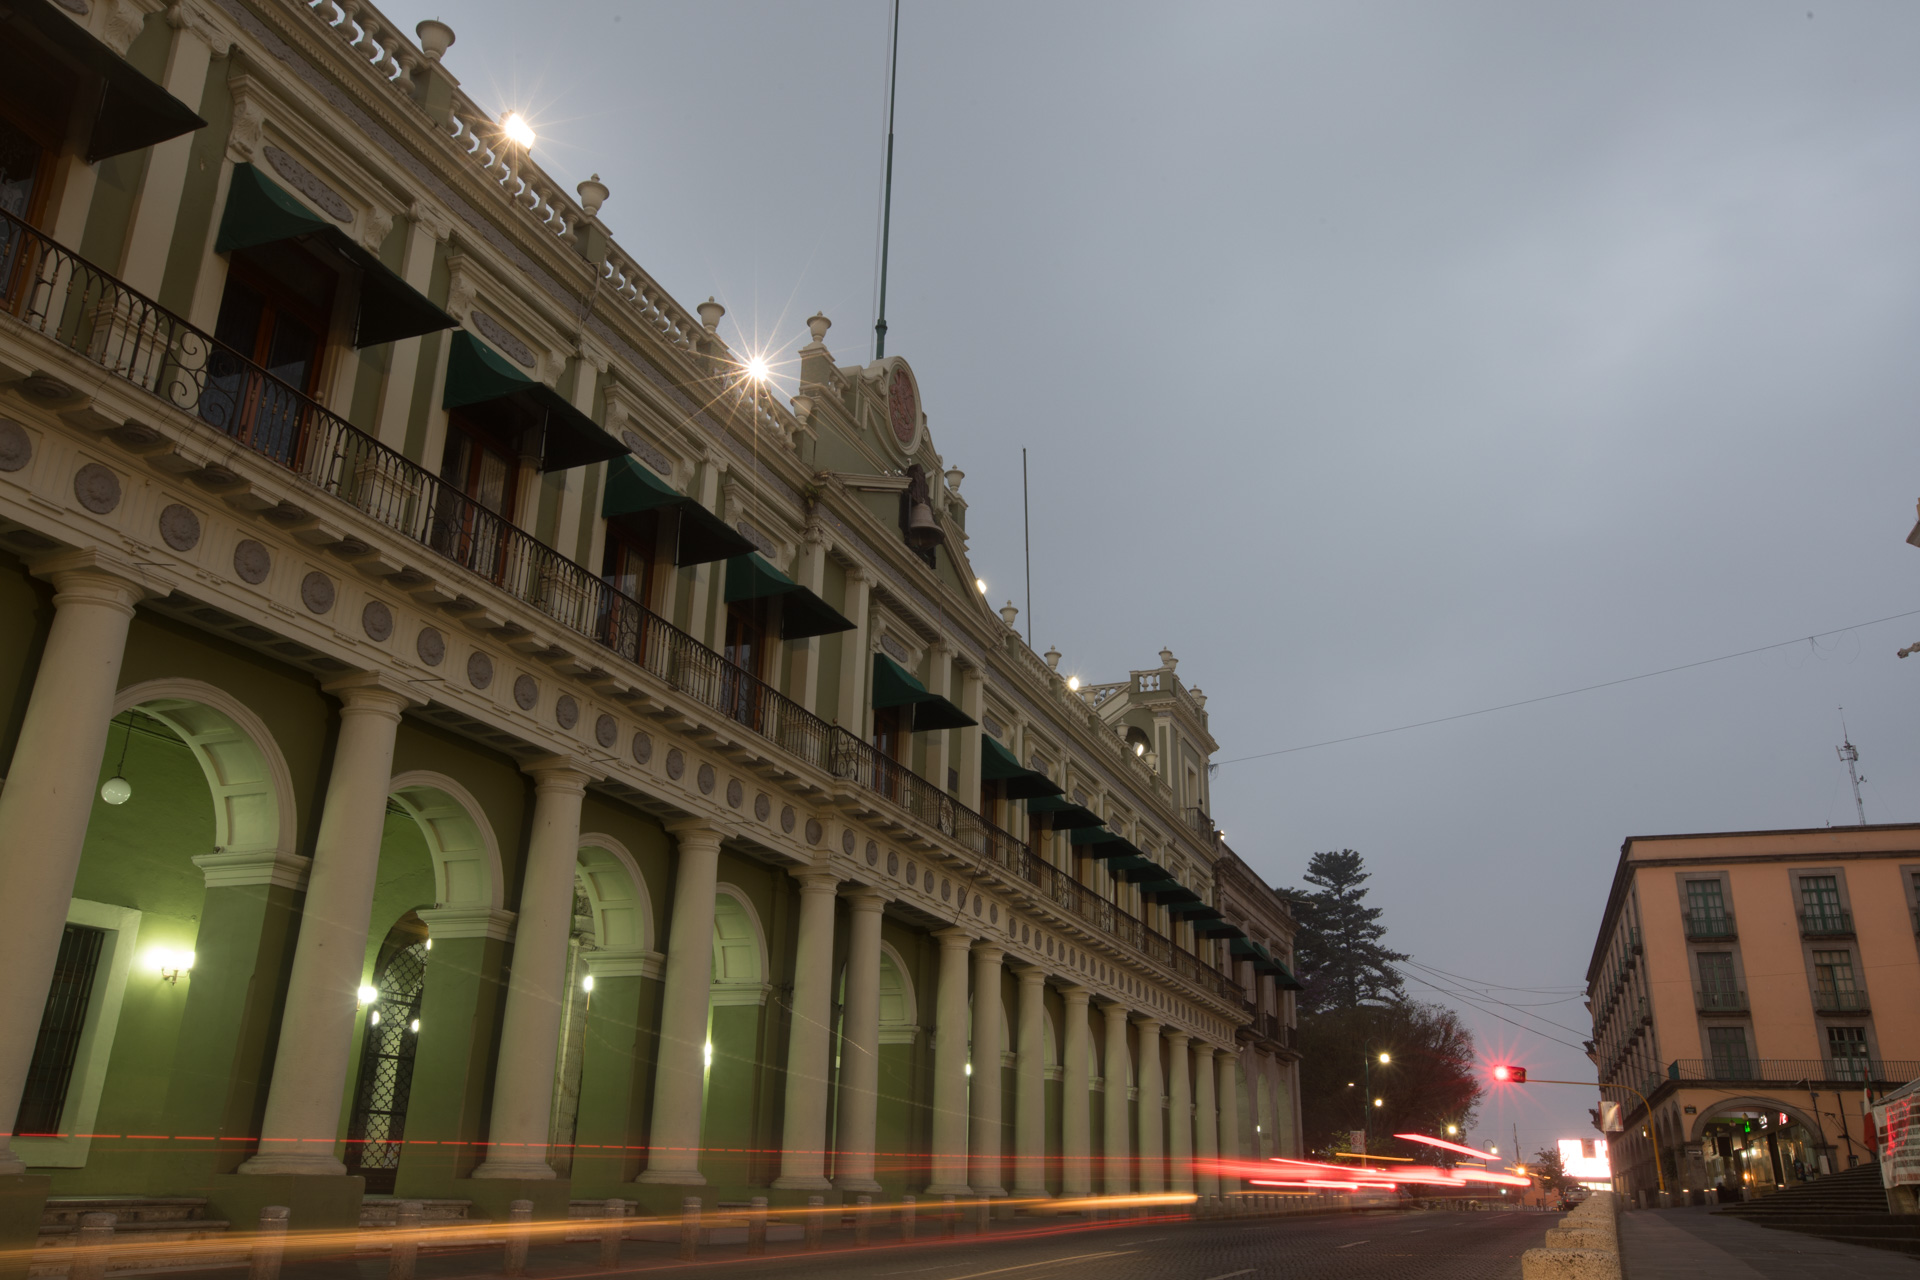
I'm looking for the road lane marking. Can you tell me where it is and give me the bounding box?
[1335,1240,1370,1249]
[1203,1270,1254,1280]
[934,1250,1136,1280]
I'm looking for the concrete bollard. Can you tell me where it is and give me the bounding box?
[390,1201,422,1280]
[1522,1248,1622,1280]
[678,1198,701,1262]
[901,1195,916,1241]
[748,1197,768,1256]
[599,1198,626,1270]
[70,1212,116,1280]
[805,1195,825,1251]
[250,1206,290,1280]
[503,1200,533,1277]
[855,1195,872,1246]
[941,1195,957,1238]
[972,1197,991,1234]
[1544,1227,1615,1251]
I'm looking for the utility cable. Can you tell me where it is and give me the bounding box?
[1216,607,1920,767]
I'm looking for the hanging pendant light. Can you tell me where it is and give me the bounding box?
[100,714,134,805]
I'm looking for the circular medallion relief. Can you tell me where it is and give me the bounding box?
[886,851,899,876]
[555,694,579,729]
[972,894,982,917]
[416,626,446,666]
[865,840,879,867]
[697,763,716,794]
[780,805,796,833]
[157,503,200,551]
[906,862,918,887]
[842,830,856,856]
[754,793,771,822]
[73,462,121,514]
[361,600,393,641]
[513,674,539,710]
[799,814,817,842]
[887,365,917,447]
[990,904,999,924]
[725,777,742,808]
[300,571,335,614]
[665,747,685,780]
[632,730,653,764]
[0,419,31,472]
[233,539,271,584]
[467,651,494,689]
[939,877,951,902]
[1022,924,1031,944]
[596,713,618,748]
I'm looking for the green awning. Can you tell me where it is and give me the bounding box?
[1196,920,1246,940]
[1139,882,1200,904]
[217,164,455,348]
[601,457,754,566]
[1068,827,1122,847]
[871,653,976,732]
[1116,861,1174,884]
[724,554,857,641]
[1230,937,1263,958]
[981,736,1063,799]
[1024,796,1104,829]
[1167,902,1223,921]
[441,331,625,469]
[2,0,206,162]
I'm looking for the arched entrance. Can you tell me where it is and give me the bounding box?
[345,913,430,1192]
[1695,1101,1825,1198]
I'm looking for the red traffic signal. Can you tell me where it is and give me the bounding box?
[1492,1065,1528,1083]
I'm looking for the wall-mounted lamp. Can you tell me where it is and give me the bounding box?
[357,984,379,1005]
[148,948,194,985]
[582,975,595,992]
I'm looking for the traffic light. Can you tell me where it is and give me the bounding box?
[1492,1065,1528,1083]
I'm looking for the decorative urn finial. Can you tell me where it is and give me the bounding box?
[576,174,608,218]
[416,19,455,61]
[697,297,725,331]
[806,312,832,343]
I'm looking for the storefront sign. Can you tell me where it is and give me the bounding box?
[1872,1089,1920,1188]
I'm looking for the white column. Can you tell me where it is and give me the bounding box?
[0,558,148,1175]
[1012,966,1048,1197]
[955,666,984,811]
[116,17,217,297]
[1101,1001,1131,1195]
[1134,1017,1164,1192]
[774,871,842,1189]
[1215,1047,1241,1193]
[928,927,974,1195]
[969,942,1007,1196]
[637,822,724,1185]
[835,567,872,733]
[473,758,593,1179]
[243,675,420,1174]
[832,890,887,1192]
[1166,1031,1193,1193]
[1061,986,1092,1196]
[1192,1042,1218,1197]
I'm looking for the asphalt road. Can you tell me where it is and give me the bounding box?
[239,1207,1556,1280]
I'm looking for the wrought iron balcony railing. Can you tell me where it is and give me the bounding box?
[0,209,1239,1010]
[1663,1058,1919,1086]
[1812,987,1868,1014]
[1694,987,1747,1013]
[1683,910,1737,939]
[1798,910,1854,938]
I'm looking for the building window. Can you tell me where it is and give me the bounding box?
[1812,949,1862,1011]
[1706,1026,1750,1080]
[1827,1026,1870,1082]
[1684,879,1727,932]
[430,414,519,582]
[598,518,657,661]
[1799,875,1844,931]
[720,599,771,729]
[1696,951,1739,1009]
[13,924,105,1136]
[203,244,335,465]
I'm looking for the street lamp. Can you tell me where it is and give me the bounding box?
[1361,1045,1393,1152]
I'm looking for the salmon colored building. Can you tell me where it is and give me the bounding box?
[1585,825,1920,1200]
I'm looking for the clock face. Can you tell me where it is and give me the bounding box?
[889,367,917,446]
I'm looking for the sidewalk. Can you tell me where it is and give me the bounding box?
[1620,1207,1918,1279]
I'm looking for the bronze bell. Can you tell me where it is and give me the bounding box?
[906,497,944,549]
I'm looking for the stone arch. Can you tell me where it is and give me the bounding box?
[877,941,917,1036]
[1686,1096,1822,1146]
[575,833,653,951]
[111,679,297,863]
[711,884,766,989]
[386,771,503,910]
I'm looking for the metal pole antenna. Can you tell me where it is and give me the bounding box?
[1837,708,1866,825]
[873,0,901,360]
[1022,447,1031,645]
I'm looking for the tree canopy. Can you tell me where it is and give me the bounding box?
[1290,849,1408,1013]
[1295,1000,1484,1156]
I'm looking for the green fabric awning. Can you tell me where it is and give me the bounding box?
[981,736,1062,799]
[1068,827,1122,847]
[1105,855,1156,874]
[1116,861,1174,884]
[2,0,206,162]
[217,164,455,348]
[1142,883,1201,904]
[1167,902,1223,921]
[601,457,753,566]
[871,653,976,732]
[440,331,625,469]
[1196,920,1246,940]
[724,554,857,641]
[1230,937,1263,958]
[1024,796,1104,829]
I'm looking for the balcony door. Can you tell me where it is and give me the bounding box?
[599,516,658,663]
[205,244,334,466]
[433,415,518,583]
[721,600,769,729]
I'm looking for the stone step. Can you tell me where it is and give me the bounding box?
[358,1197,479,1228]
[39,1199,212,1229]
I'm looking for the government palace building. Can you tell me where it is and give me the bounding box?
[0,0,1303,1247]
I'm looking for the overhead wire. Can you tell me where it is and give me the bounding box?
[1215,606,1920,767]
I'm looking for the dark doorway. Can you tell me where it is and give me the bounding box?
[345,913,430,1193]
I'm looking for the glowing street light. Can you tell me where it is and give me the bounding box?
[501,112,535,150]
[1378,1052,1391,1064]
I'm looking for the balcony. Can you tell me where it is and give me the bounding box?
[1184,807,1217,843]
[0,209,1241,1012]
[1683,910,1737,939]
[1799,910,1855,938]
[1813,987,1868,1014]
[1665,1058,1920,1086]
[1694,987,1747,1013]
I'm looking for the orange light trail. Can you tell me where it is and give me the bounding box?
[1393,1132,1502,1161]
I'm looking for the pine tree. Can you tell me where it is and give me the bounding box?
[1291,849,1407,1013]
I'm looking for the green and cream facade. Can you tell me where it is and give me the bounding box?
[0,0,1301,1233]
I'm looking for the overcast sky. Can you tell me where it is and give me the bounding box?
[386,0,1920,1155]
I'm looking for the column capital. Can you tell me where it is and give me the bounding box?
[1061,984,1094,1006]
[1130,1013,1162,1030]
[790,868,844,895]
[1099,997,1132,1016]
[971,942,1006,964]
[932,925,977,949]
[1165,1029,1192,1047]
[1214,1045,1239,1061]
[29,547,161,608]
[321,671,427,716]
[665,818,728,851]
[522,754,598,790]
[1012,963,1047,984]
[841,886,890,912]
